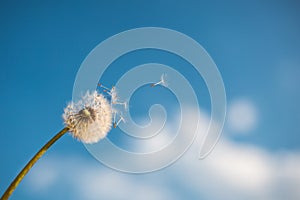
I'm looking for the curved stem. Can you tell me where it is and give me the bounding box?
[1,127,69,200]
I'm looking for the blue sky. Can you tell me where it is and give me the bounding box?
[0,0,300,199]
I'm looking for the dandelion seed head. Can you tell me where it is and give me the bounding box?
[63,90,112,144]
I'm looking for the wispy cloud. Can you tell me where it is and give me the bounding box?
[25,155,177,200]
[227,98,258,133]
[24,104,300,200]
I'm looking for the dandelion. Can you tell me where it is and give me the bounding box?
[151,73,168,87]
[63,91,112,143]
[1,89,116,200]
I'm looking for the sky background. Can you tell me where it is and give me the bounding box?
[0,0,300,199]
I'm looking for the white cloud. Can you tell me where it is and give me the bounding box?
[174,139,275,199]
[25,155,177,200]
[23,107,300,200]
[170,109,300,200]
[227,99,258,133]
[78,168,176,200]
[26,158,59,193]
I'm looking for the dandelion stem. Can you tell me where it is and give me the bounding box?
[1,127,69,200]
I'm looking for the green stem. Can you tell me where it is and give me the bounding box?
[1,127,69,200]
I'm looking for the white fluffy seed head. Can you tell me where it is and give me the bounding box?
[63,90,112,144]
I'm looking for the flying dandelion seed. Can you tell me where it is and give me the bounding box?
[151,73,168,87]
[97,83,128,127]
[113,114,125,128]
